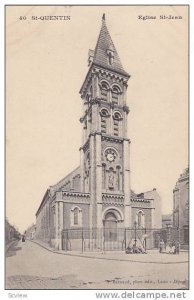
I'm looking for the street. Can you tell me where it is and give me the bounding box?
[6,240,189,289]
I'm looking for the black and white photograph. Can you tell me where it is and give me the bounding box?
[5,5,189,292]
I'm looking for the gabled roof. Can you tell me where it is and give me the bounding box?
[50,166,81,193]
[92,14,129,77]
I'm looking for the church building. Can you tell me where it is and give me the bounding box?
[35,15,162,250]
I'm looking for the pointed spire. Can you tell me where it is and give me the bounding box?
[92,15,129,77]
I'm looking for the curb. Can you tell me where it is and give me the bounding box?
[29,240,188,265]
[28,239,55,253]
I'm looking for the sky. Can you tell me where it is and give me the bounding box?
[6,5,188,233]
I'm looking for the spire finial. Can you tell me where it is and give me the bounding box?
[102,13,105,22]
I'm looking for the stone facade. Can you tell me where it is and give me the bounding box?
[173,167,189,248]
[35,15,162,250]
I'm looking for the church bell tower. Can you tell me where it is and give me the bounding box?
[79,14,131,229]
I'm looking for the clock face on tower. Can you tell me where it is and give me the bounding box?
[105,148,117,162]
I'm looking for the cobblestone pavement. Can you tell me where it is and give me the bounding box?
[6,240,189,289]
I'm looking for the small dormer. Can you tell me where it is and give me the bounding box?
[106,44,114,65]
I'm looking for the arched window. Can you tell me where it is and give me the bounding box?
[108,167,114,190]
[71,206,82,227]
[137,211,145,228]
[74,207,79,225]
[100,82,109,101]
[113,111,122,136]
[100,108,109,134]
[105,212,117,221]
[111,86,120,104]
[104,211,117,241]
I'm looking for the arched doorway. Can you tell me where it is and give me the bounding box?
[104,211,117,241]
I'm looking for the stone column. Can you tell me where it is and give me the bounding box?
[89,134,95,229]
[123,139,131,228]
[97,104,101,132]
[151,200,155,229]
[123,112,127,138]
[123,83,128,105]
[55,193,64,250]
[86,113,89,138]
[92,104,99,132]
[81,96,86,145]
[95,133,102,249]
[80,147,85,192]
[92,72,97,98]
[58,201,64,250]
[110,105,113,136]
[96,133,102,229]
[92,73,100,133]
[95,73,100,98]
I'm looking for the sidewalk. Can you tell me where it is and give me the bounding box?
[30,239,189,264]
[5,240,18,254]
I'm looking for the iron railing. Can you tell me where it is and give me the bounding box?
[61,227,185,252]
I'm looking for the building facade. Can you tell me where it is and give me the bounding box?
[5,219,20,244]
[162,214,173,228]
[173,167,189,248]
[35,15,162,250]
[25,223,36,240]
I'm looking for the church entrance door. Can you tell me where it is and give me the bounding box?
[104,211,117,243]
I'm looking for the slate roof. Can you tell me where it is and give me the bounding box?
[92,14,129,77]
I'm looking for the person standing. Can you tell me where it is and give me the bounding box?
[159,239,165,253]
[175,241,180,254]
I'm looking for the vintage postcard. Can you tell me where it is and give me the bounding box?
[5,5,189,292]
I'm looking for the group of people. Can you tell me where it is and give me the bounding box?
[125,237,180,255]
[159,239,180,254]
[126,243,147,254]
